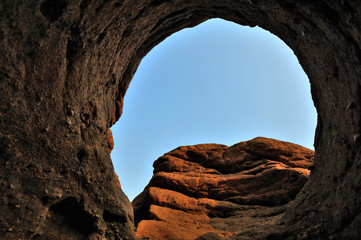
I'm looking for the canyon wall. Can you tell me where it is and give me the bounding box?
[1,0,361,239]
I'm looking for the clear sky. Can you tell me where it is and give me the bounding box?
[110,18,317,201]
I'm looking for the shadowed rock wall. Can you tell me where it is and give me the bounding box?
[1,0,361,239]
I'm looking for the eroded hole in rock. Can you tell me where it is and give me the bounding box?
[77,148,88,162]
[110,18,316,239]
[2,1,361,239]
[111,18,316,200]
[40,197,95,239]
[40,0,67,22]
[103,210,127,223]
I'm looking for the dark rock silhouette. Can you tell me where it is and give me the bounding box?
[1,0,361,239]
[133,137,314,239]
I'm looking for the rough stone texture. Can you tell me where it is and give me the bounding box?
[107,128,114,153]
[107,128,121,189]
[1,0,361,239]
[133,137,314,239]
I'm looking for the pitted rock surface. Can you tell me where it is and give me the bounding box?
[1,0,361,239]
[133,137,314,239]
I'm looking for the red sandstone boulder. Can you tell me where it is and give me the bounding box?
[132,137,314,240]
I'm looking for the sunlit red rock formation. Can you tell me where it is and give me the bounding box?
[107,128,115,153]
[133,137,314,240]
[107,128,121,189]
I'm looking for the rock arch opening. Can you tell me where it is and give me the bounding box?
[2,1,361,239]
[110,18,317,202]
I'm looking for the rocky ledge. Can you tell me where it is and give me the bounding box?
[132,137,314,240]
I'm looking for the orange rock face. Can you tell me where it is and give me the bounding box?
[107,128,115,153]
[107,128,121,188]
[132,137,314,239]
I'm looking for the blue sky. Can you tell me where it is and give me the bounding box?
[110,18,317,201]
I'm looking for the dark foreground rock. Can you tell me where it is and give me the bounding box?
[133,137,314,239]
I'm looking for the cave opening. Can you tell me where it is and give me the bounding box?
[3,1,360,239]
[110,18,317,202]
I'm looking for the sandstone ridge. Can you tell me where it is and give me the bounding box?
[133,137,314,240]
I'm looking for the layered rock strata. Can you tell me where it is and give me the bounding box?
[133,137,314,240]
